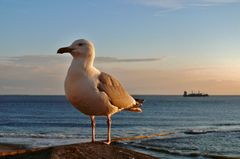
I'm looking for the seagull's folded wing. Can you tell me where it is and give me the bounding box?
[97,72,135,109]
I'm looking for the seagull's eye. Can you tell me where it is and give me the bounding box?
[78,43,83,46]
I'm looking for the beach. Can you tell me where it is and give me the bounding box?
[0,142,157,159]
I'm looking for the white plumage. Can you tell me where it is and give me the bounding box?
[57,39,143,144]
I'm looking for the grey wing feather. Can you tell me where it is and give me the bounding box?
[97,72,135,109]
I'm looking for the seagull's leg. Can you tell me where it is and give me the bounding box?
[105,114,112,144]
[90,115,95,143]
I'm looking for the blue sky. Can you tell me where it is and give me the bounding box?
[0,0,240,95]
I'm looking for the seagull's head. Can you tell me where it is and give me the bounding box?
[57,39,95,59]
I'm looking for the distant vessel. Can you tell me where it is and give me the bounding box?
[183,91,209,97]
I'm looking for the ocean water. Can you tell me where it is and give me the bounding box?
[0,95,240,159]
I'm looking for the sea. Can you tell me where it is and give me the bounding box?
[0,95,240,159]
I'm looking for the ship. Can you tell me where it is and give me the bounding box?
[183,91,209,97]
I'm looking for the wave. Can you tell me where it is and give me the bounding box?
[0,132,79,139]
[0,122,87,128]
[132,143,201,157]
[115,129,240,159]
[183,128,240,135]
[129,143,240,159]
[184,129,217,135]
[0,122,161,128]
[212,123,240,126]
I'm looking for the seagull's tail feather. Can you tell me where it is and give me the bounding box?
[135,98,144,105]
[125,98,144,112]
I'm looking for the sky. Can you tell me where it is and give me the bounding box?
[0,0,240,95]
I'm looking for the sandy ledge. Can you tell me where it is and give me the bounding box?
[0,142,158,159]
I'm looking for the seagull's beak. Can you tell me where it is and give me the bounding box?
[57,47,74,54]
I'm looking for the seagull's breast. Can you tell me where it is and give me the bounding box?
[64,64,118,116]
[64,67,97,107]
[65,73,95,102]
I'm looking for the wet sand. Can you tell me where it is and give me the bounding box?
[0,142,158,159]
[0,143,27,152]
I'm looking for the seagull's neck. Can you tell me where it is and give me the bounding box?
[70,56,95,73]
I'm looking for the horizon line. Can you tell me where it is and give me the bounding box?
[1,94,240,96]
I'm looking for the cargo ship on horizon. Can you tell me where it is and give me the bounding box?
[183,91,209,97]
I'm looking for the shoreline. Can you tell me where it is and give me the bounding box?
[0,142,158,159]
[0,143,27,152]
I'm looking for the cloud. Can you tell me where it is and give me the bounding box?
[1,55,240,95]
[98,67,240,95]
[132,0,240,9]
[96,57,161,63]
[1,55,161,65]
[0,55,161,95]
[131,0,183,8]
[0,56,68,95]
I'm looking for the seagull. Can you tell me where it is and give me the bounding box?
[57,39,144,144]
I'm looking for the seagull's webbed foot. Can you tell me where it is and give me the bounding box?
[104,115,112,145]
[104,141,111,145]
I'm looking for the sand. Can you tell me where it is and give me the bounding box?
[0,142,158,159]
